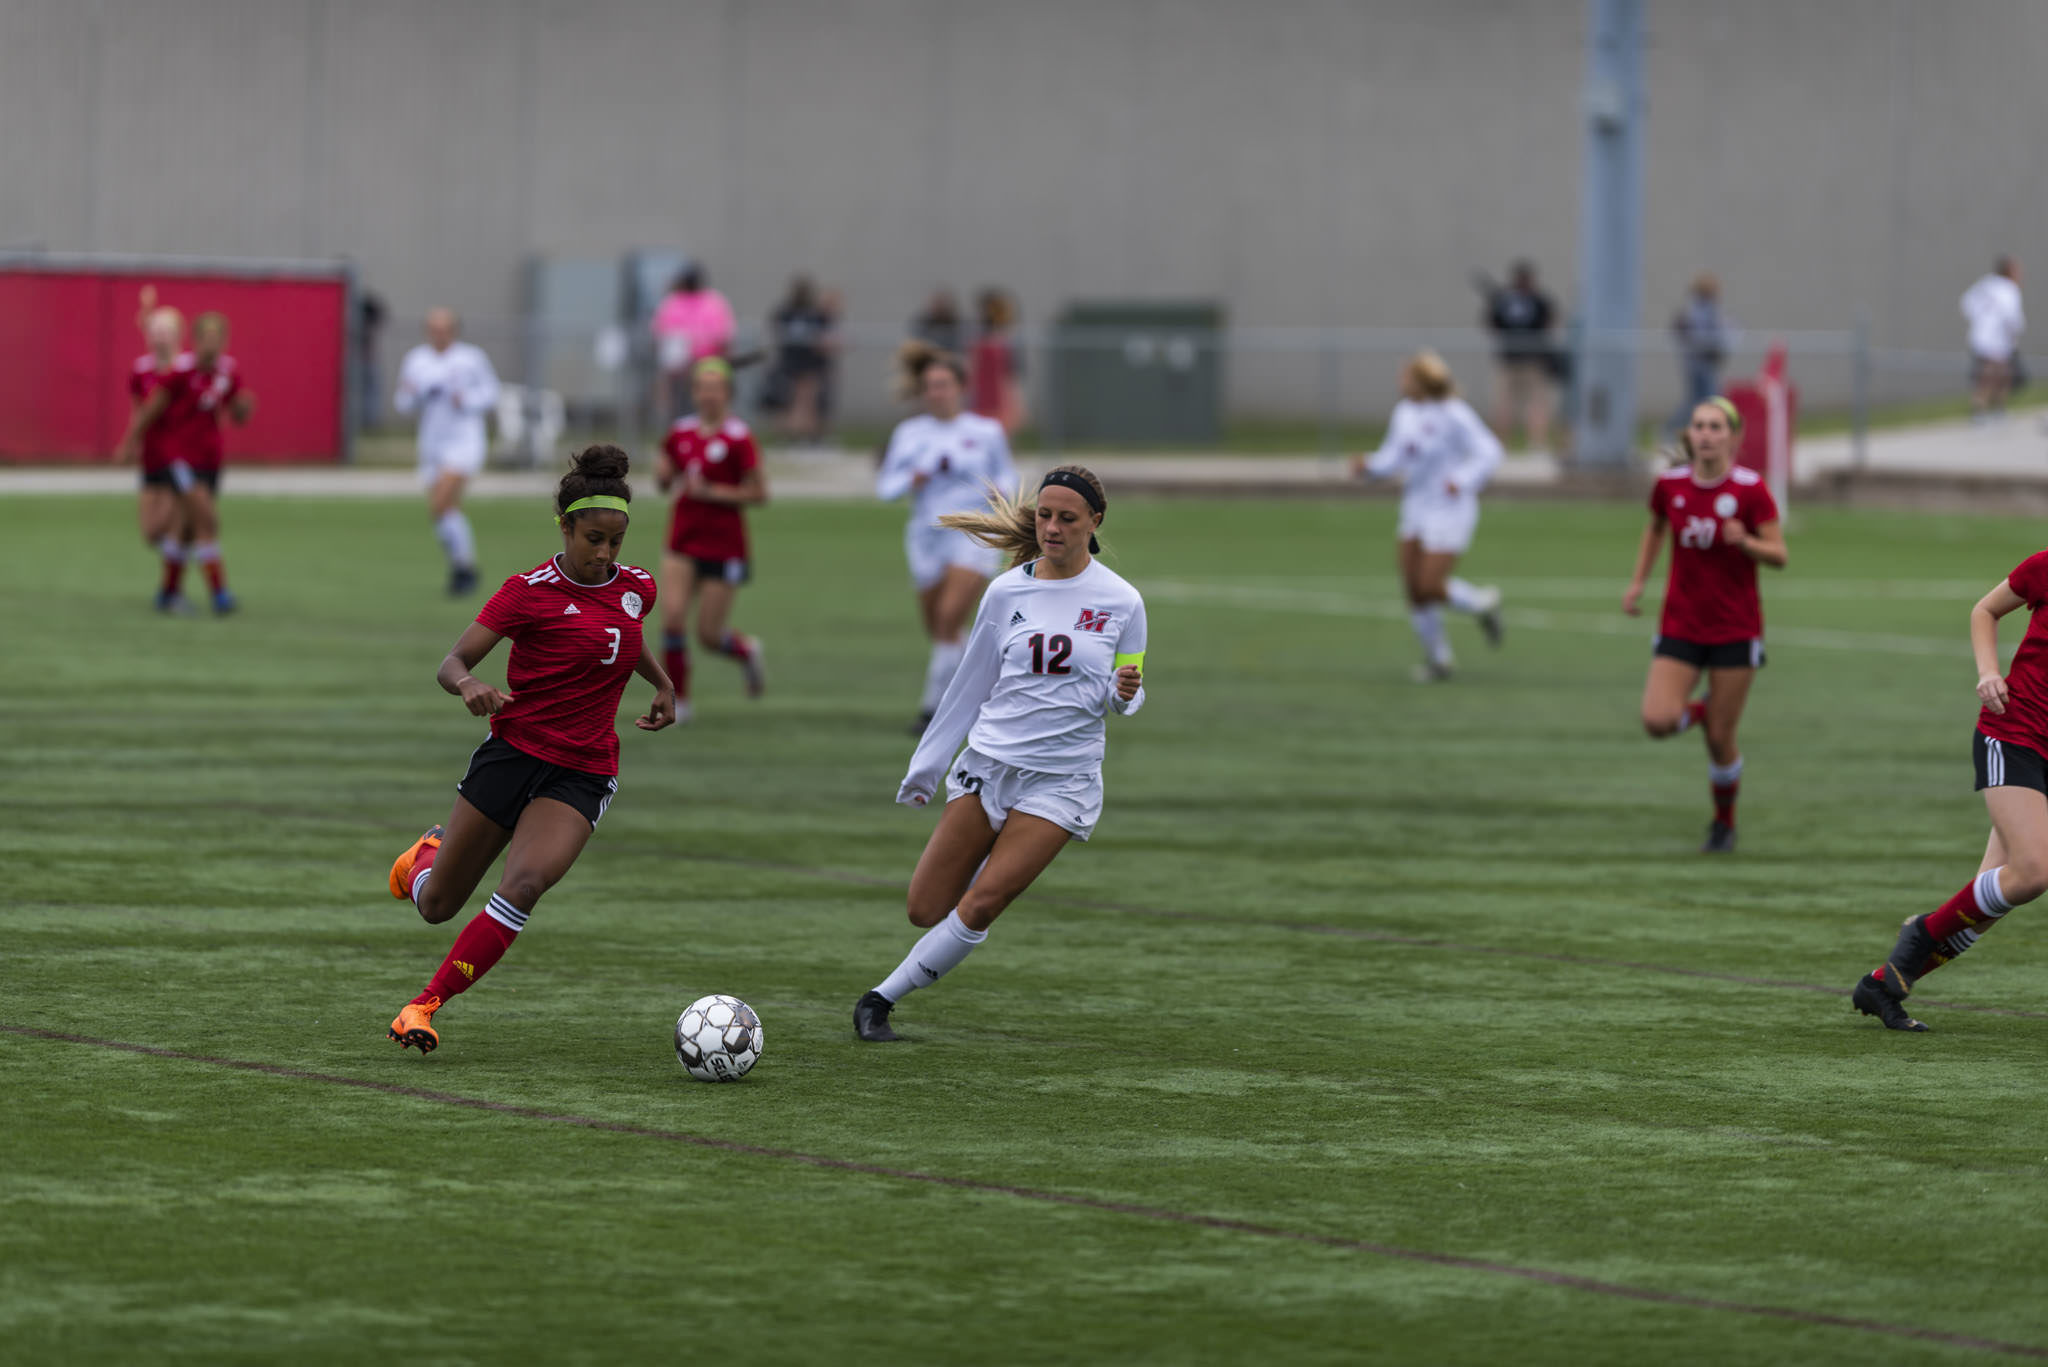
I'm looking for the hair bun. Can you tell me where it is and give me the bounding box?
[573,445,630,482]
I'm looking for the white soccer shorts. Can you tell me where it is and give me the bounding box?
[945,747,1104,841]
[1396,498,1480,555]
[418,437,487,485]
[906,523,1001,590]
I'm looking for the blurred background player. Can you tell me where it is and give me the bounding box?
[1624,397,1788,853]
[878,343,1017,733]
[970,287,1027,436]
[1960,256,2025,423]
[172,311,255,614]
[854,466,1146,1043]
[654,357,768,721]
[384,446,676,1055]
[394,308,500,595]
[1667,272,1731,438]
[1850,551,2048,1032]
[1351,350,1505,682]
[114,301,196,613]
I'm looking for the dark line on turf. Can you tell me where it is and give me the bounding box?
[664,853,2048,1021]
[3,1023,2041,1361]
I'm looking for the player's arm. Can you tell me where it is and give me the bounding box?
[685,466,767,506]
[1352,406,1410,480]
[1622,515,1665,616]
[1110,599,1148,715]
[460,351,502,414]
[225,386,255,425]
[1972,579,2027,714]
[876,427,919,500]
[392,353,422,415]
[1447,404,1505,496]
[1723,517,1788,569]
[898,604,1005,807]
[631,636,677,732]
[437,622,514,715]
[114,386,172,463]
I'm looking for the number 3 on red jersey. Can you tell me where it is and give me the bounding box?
[601,627,620,664]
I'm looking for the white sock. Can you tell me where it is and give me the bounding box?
[1709,756,1744,788]
[410,868,432,908]
[1445,578,1485,613]
[920,639,966,713]
[1408,605,1449,664]
[191,540,221,565]
[435,510,476,569]
[874,910,987,1003]
[157,536,184,562]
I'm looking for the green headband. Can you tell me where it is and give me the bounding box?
[556,494,630,526]
[1707,395,1741,428]
[694,357,732,381]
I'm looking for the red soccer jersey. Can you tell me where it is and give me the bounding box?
[128,354,196,471]
[473,558,658,776]
[663,416,759,560]
[171,353,243,471]
[1649,464,1780,644]
[1980,552,2048,753]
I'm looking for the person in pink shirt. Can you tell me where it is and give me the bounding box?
[651,263,735,423]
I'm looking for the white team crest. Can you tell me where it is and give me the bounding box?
[621,591,643,619]
[706,438,728,462]
[1714,493,1738,518]
[1673,495,1685,509]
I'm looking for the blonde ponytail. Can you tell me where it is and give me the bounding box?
[938,464,1107,570]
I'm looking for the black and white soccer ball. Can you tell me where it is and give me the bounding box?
[674,994,763,1082]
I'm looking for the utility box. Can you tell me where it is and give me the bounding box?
[1048,301,1224,444]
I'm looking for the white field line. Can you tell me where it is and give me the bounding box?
[1147,580,1971,659]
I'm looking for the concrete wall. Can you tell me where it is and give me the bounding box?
[4,0,2043,419]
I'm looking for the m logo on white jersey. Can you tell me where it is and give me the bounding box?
[563,604,581,615]
[1074,608,1113,633]
[621,590,644,619]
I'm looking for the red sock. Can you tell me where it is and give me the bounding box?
[1923,882,1986,942]
[418,905,520,1003]
[159,554,185,596]
[1712,781,1739,827]
[664,644,690,701]
[718,631,753,662]
[408,840,441,906]
[202,557,226,594]
[1685,700,1707,731]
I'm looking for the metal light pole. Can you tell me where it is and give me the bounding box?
[1571,0,1646,468]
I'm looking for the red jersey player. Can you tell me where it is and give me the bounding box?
[115,304,199,612]
[168,312,255,614]
[654,357,768,720]
[383,445,677,1054]
[1623,397,1788,853]
[1850,551,2048,1031]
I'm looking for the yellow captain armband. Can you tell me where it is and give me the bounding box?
[1114,651,1146,672]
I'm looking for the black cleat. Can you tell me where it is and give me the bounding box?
[1883,914,1937,993]
[1477,609,1504,649]
[853,990,901,1042]
[1852,971,1928,1032]
[1701,820,1737,853]
[448,565,478,597]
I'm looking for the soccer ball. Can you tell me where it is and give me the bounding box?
[673,994,763,1082]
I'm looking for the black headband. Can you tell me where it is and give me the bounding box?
[1039,469,1104,514]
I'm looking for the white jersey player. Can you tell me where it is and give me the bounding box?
[854,466,1146,1043]
[878,347,1017,732]
[1961,257,2025,421]
[394,308,501,595]
[1353,350,1506,682]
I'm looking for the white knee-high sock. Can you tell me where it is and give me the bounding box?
[1409,605,1449,664]
[920,640,966,713]
[1445,578,1485,613]
[874,910,987,1003]
[435,510,476,569]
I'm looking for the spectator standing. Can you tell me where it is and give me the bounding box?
[911,289,965,354]
[767,275,835,444]
[358,292,387,432]
[971,288,1027,436]
[651,263,734,424]
[1668,273,1732,436]
[1483,260,1557,450]
[1961,257,2025,422]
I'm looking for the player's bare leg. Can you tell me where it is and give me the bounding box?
[857,796,1000,1041]
[910,567,986,733]
[140,486,190,612]
[181,483,234,613]
[427,471,477,595]
[659,552,697,720]
[391,798,590,1054]
[694,579,763,699]
[407,794,514,926]
[1639,657,1703,737]
[1698,665,1755,852]
[1402,540,1454,681]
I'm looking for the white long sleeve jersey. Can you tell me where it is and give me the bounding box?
[877,412,1018,525]
[1366,397,1504,509]
[394,342,501,455]
[1961,274,2025,360]
[901,559,1148,801]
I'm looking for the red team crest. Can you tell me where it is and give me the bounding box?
[1074,608,1113,633]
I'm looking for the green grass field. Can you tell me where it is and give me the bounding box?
[5,491,2046,1364]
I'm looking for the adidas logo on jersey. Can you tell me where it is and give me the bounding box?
[1009,611,1027,626]
[563,604,581,615]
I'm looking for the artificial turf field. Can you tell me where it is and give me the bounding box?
[5,490,2047,1365]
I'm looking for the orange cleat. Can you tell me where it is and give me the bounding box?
[388,824,445,900]
[388,996,442,1053]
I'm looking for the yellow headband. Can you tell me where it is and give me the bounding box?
[1707,395,1742,429]
[555,494,630,526]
